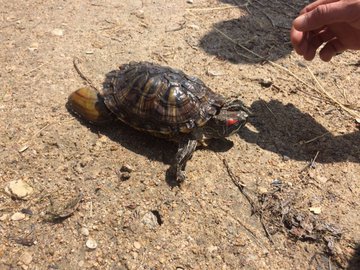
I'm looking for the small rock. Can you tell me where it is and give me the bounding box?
[187,24,199,30]
[207,245,218,253]
[120,172,131,181]
[258,187,268,194]
[187,0,194,4]
[28,42,39,52]
[0,214,9,221]
[120,164,133,173]
[309,206,322,215]
[86,238,98,250]
[259,78,273,88]
[11,212,26,221]
[142,211,161,229]
[19,251,33,265]
[283,155,290,161]
[21,208,33,216]
[132,251,138,259]
[81,227,89,236]
[51,28,64,36]
[316,175,328,183]
[206,69,224,77]
[271,179,282,187]
[132,9,145,19]
[4,180,34,200]
[133,241,141,249]
[118,164,133,181]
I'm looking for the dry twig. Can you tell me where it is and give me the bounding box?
[222,158,274,244]
[306,66,360,119]
[18,122,52,153]
[73,57,99,91]
[185,5,240,12]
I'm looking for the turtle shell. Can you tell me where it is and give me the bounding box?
[102,61,225,138]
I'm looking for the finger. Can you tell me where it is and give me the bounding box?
[315,28,337,43]
[302,0,340,13]
[293,1,353,31]
[290,26,313,57]
[301,32,324,61]
[290,26,304,49]
[302,28,339,60]
[319,38,346,61]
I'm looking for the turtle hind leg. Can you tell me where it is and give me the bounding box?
[168,139,197,185]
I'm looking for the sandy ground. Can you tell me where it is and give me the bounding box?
[1,0,359,269]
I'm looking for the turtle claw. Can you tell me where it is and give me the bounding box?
[176,169,186,184]
[165,166,184,187]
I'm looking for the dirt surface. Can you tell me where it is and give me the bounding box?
[1,0,360,269]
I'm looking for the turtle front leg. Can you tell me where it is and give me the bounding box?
[224,99,253,115]
[173,139,198,183]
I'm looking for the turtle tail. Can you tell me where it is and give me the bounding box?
[67,87,114,124]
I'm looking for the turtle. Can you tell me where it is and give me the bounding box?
[68,61,251,183]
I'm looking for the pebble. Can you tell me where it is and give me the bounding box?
[132,251,138,259]
[11,212,26,221]
[283,155,290,161]
[132,9,145,19]
[86,238,98,249]
[4,180,34,200]
[206,69,224,77]
[309,206,322,215]
[207,245,218,253]
[21,208,33,216]
[142,211,161,229]
[19,251,33,265]
[316,175,328,183]
[81,227,90,236]
[51,28,64,36]
[259,78,273,88]
[258,187,268,194]
[187,24,199,30]
[133,241,141,249]
[120,172,131,181]
[0,214,9,221]
[28,42,39,52]
[120,164,133,173]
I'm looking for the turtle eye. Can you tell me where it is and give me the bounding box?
[226,118,238,126]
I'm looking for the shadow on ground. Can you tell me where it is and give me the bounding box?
[238,99,360,163]
[199,0,305,63]
[347,243,360,270]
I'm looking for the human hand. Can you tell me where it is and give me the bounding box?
[290,0,360,61]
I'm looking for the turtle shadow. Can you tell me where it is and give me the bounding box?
[199,0,305,63]
[66,99,234,186]
[238,99,360,163]
[66,101,176,165]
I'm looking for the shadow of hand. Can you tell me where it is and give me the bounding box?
[238,99,360,163]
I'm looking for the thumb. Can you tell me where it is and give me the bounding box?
[293,2,351,31]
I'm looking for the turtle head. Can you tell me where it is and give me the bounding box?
[67,87,114,124]
[203,100,251,139]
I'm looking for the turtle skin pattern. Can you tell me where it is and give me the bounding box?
[102,61,225,139]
